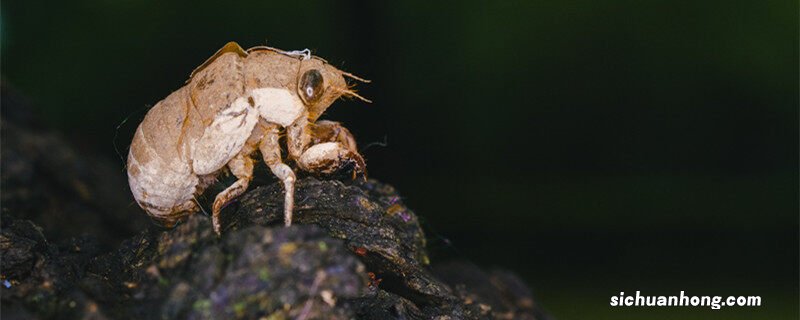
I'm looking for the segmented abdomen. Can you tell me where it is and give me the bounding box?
[127,87,199,218]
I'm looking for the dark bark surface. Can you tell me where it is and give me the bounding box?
[1,86,550,319]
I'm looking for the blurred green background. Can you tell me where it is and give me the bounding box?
[2,1,797,318]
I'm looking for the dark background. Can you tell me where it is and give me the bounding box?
[2,1,797,318]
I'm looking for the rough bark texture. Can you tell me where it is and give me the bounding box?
[1,85,551,319]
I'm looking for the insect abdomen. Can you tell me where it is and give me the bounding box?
[127,87,199,217]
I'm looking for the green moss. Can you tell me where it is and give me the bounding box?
[233,301,247,317]
[263,311,286,320]
[192,299,211,312]
[259,268,271,282]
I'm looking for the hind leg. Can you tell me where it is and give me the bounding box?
[211,154,254,234]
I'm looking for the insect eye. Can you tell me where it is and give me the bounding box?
[299,69,324,104]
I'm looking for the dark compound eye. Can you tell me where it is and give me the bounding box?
[299,69,324,104]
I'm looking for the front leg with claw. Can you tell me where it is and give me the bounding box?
[289,117,366,180]
[297,142,366,179]
[283,114,366,226]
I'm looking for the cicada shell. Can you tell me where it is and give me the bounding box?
[127,42,370,234]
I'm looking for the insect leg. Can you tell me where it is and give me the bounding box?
[299,120,366,179]
[286,114,312,160]
[296,142,366,180]
[311,120,359,152]
[288,117,365,178]
[259,123,297,226]
[211,153,254,235]
[306,120,367,179]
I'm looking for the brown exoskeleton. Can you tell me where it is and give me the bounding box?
[127,42,369,234]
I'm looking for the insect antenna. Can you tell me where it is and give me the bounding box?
[344,90,372,103]
[342,72,371,83]
[331,86,372,103]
